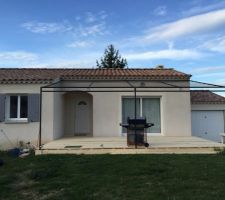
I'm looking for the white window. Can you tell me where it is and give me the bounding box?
[6,95,28,121]
[122,97,161,133]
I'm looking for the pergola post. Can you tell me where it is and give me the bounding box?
[38,87,43,150]
[134,87,137,149]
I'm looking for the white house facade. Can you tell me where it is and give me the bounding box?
[0,68,224,149]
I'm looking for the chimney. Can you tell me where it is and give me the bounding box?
[156,65,164,69]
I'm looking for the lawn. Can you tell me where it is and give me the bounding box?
[0,153,225,200]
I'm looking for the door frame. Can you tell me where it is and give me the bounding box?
[63,91,93,137]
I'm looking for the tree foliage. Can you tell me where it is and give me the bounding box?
[96,44,128,68]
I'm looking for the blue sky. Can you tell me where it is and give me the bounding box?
[1,0,225,85]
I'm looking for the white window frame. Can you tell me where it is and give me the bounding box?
[121,96,161,135]
[6,95,28,122]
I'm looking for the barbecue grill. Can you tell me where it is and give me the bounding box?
[120,117,154,147]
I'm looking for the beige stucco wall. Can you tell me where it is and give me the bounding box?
[0,122,39,149]
[161,92,191,136]
[41,91,66,143]
[0,84,42,94]
[90,91,191,137]
[0,84,50,149]
[53,92,64,139]
[92,92,121,137]
[41,92,54,143]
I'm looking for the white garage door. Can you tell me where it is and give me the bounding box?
[191,111,225,141]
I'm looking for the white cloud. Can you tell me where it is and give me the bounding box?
[22,20,108,37]
[137,8,225,44]
[67,41,94,48]
[153,6,167,16]
[195,72,225,77]
[78,11,109,36]
[8,56,98,68]
[125,48,204,60]
[85,12,96,23]
[191,66,225,74]
[0,51,39,66]
[34,59,95,68]
[21,21,72,34]
[0,51,38,62]
[85,11,108,23]
[167,41,174,49]
[34,53,101,68]
[21,11,109,37]
[20,51,102,68]
[183,1,225,16]
[77,23,108,37]
[99,10,108,20]
[200,36,225,53]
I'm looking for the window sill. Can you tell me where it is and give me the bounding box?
[5,119,29,124]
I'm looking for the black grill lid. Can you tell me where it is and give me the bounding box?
[127,117,146,125]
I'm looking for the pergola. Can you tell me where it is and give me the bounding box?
[38,78,225,149]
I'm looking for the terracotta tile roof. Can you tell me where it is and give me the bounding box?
[0,68,191,83]
[191,90,225,104]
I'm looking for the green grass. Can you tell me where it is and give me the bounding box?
[1,153,225,200]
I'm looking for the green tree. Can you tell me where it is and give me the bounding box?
[96,44,128,68]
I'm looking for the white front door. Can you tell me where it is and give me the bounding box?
[191,111,224,141]
[75,101,90,135]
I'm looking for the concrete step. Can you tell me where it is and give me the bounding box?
[36,147,218,155]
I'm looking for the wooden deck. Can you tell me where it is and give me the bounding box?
[36,136,225,155]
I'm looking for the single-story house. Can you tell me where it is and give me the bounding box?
[0,67,224,149]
